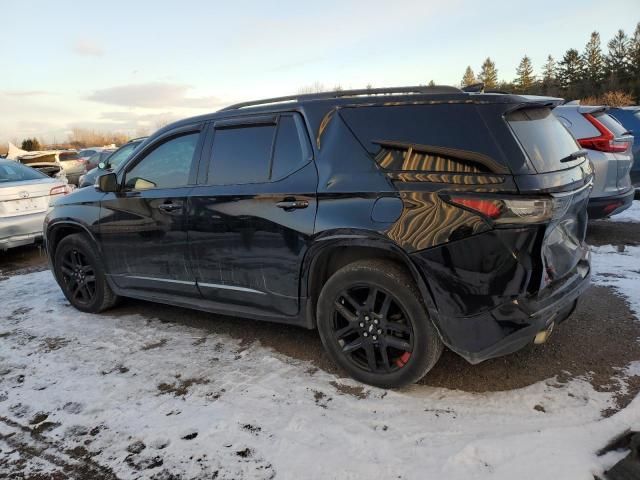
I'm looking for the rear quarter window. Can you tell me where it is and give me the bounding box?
[506,108,581,172]
[340,104,511,174]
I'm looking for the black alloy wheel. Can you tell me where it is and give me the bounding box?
[59,248,96,306]
[317,259,443,388]
[332,285,414,374]
[53,233,119,313]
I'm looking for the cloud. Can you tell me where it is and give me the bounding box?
[2,90,51,97]
[86,83,222,109]
[72,39,104,57]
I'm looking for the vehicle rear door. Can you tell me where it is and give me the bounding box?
[187,112,317,316]
[98,124,204,297]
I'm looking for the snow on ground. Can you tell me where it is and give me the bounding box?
[609,198,640,223]
[591,245,640,316]
[1,237,640,478]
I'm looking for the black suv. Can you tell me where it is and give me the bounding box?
[44,86,592,387]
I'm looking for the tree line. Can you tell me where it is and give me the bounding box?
[461,22,640,105]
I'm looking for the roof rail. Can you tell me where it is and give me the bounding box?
[219,85,463,112]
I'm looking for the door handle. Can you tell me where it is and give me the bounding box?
[157,202,183,213]
[276,199,309,211]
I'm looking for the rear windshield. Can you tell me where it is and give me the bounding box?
[0,162,46,182]
[59,152,80,161]
[595,112,628,138]
[506,108,581,172]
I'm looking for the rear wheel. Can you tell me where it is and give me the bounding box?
[53,233,119,313]
[317,260,443,388]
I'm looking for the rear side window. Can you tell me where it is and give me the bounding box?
[506,108,580,172]
[0,162,46,182]
[208,114,310,185]
[209,124,275,184]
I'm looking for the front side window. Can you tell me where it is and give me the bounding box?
[125,133,199,190]
[107,142,140,168]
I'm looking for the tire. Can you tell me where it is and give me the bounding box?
[317,259,443,388]
[53,233,119,313]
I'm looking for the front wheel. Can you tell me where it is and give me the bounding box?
[316,260,443,388]
[53,233,119,313]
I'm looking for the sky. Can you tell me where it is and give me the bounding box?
[1,0,638,144]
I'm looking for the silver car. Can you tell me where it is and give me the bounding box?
[553,104,634,218]
[0,159,70,250]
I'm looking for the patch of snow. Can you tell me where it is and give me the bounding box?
[608,199,640,223]
[591,245,640,316]
[0,244,639,478]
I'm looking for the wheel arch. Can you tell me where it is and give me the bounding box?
[46,220,100,259]
[301,234,438,328]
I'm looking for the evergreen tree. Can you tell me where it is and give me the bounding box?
[478,58,498,89]
[541,55,559,96]
[514,55,535,93]
[583,32,605,92]
[21,138,41,152]
[605,29,630,86]
[558,48,584,98]
[628,22,640,74]
[428,80,436,86]
[629,23,640,100]
[461,66,476,87]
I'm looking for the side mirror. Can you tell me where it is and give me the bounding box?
[97,172,118,192]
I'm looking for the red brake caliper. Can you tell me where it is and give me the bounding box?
[395,352,411,368]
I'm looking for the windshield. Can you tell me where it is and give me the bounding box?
[105,142,140,167]
[506,108,581,172]
[0,161,47,182]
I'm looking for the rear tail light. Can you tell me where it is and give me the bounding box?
[448,195,565,224]
[578,113,630,153]
[50,185,71,196]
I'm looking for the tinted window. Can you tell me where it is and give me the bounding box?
[506,108,580,172]
[209,124,275,185]
[125,133,199,190]
[107,142,140,167]
[0,162,46,182]
[595,113,628,137]
[340,104,506,167]
[271,115,309,180]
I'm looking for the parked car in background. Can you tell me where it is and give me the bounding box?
[1,159,71,250]
[18,150,85,185]
[608,106,640,195]
[553,104,634,218]
[84,149,116,171]
[78,138,146,188]
[45,86,592,388]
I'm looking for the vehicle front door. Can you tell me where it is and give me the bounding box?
[188,113,317,316]
[98,125,204,297]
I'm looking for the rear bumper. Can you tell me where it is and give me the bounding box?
[0,211,46,250]
[588,188,634,219]
[411,228,591,365]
